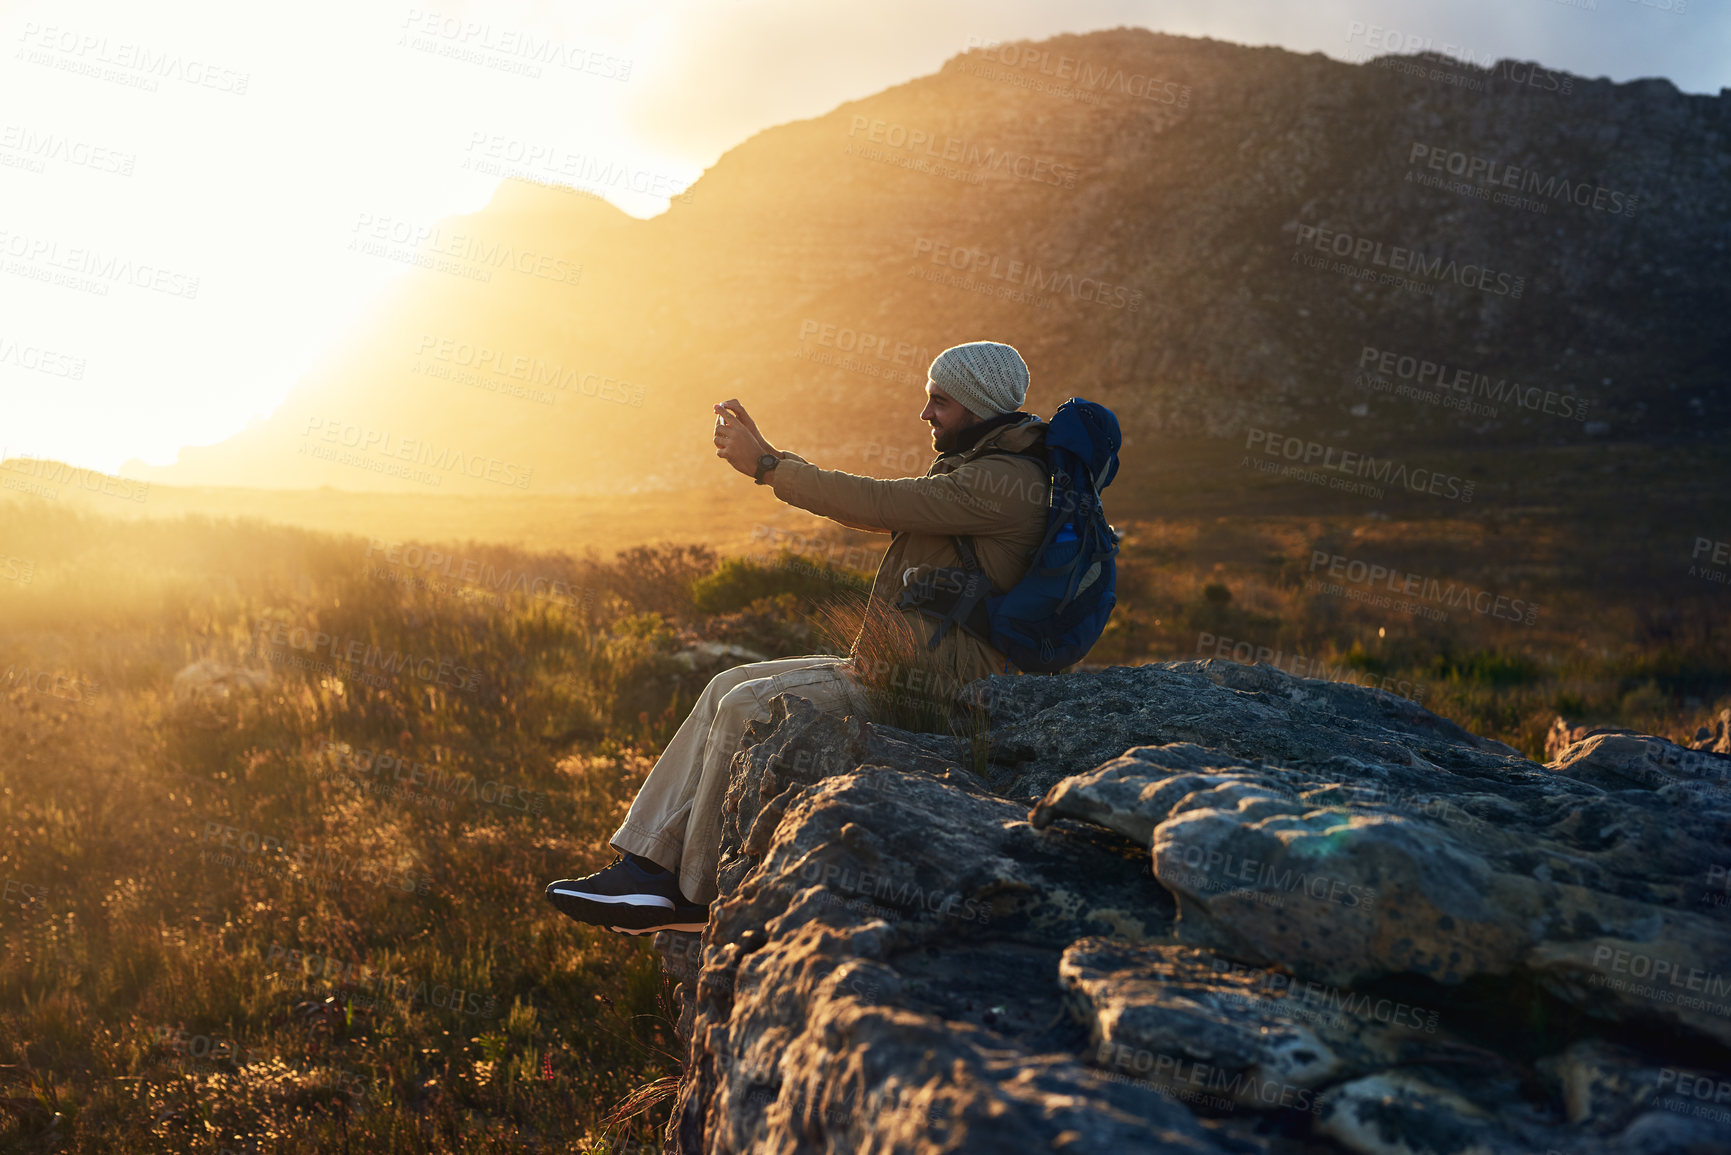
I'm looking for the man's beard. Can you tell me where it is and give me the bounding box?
[931,424,959,454]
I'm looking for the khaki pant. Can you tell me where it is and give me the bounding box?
[609,655,870,906]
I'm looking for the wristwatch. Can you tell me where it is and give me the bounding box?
[753,452,780,485]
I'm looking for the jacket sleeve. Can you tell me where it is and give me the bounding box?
[770,452,889,533]
[769,456,1046,535]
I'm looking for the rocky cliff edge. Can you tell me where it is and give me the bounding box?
[653,660,1731,1154]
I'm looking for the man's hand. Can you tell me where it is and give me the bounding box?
[713,399,779,478]
[713,399,774,478]
[715,400,777,454]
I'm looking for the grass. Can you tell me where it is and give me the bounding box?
[1086,512,1731,758]
[0,504,758,1153]
[2,471,1727,1151]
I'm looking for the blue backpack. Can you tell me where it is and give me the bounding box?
[898,397,1122,674]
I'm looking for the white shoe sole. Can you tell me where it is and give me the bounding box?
[548,885,675,909]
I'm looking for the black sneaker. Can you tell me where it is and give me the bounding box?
[544,856,709,935]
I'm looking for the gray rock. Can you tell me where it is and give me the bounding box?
[1545,716,1645,763]
[1547,729,1731,793]
[170,658,271,705]
[670,642,769,673]
[654,661,1731,1154]
[1695,709,1731,756]
[1025,722,1731,1045]
[966,660,1525,801]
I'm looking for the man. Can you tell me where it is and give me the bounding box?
[544,340,1051,934]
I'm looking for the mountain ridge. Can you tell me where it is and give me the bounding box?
[132,28,1730,496]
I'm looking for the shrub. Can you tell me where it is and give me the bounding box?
[689,550,871,615]
[610,543,718,618]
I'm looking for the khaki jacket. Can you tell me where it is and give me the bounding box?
[769,414,1051,693]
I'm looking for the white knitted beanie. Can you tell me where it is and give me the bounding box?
[928,341,1029,418]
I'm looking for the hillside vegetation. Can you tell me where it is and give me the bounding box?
[1,496,1726,1151]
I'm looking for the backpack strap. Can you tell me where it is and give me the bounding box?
[898,443,1050,653]
[913,534,995,651]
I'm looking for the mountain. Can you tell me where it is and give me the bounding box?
[654,664,1731,1153]
[135,29,1731,496]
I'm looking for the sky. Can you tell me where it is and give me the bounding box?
[1,0,1722,475]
